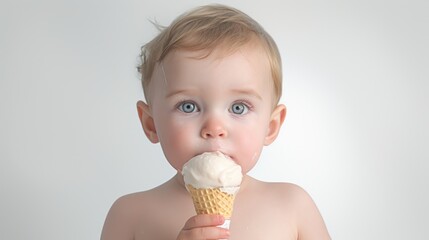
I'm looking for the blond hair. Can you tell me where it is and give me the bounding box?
[138,4,282,105]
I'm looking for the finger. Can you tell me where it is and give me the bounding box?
[183,214,225,230]
[180,226,230,240]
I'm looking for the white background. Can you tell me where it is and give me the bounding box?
[1,0,428,239]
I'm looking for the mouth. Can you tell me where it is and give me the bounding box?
[194,150,232,159]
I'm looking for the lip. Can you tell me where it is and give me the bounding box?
[217,150,232,159]
[195,150,233,160]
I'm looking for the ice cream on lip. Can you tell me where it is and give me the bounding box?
[181,151,243,190]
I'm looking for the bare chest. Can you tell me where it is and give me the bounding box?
[133,196,297,240]
[134,219,296,240]
[131,178,300,240]
[227,201,298,240]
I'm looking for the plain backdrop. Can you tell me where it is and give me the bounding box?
[1,0,428,239]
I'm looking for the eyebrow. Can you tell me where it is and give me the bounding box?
[165,88,263,100]
[165,89,199,99]
[230,88,263,100]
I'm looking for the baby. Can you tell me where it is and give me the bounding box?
[101,4,330,240]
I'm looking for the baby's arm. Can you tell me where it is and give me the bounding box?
[292,186,331,240]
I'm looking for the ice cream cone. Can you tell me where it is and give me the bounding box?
[186,185,239,219]
[182,152,243,229]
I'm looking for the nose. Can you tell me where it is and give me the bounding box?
[201,118,228,139]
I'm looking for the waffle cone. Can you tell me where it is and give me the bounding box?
[186,185,238,219]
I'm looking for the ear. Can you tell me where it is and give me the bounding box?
[264,104,287,145]
[137,101,159,143]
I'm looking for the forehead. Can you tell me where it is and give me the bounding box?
[146,41,275,106]
[162,41,271,80]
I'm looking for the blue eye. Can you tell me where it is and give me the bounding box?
[178,101,198,113]
[231,102,249,115]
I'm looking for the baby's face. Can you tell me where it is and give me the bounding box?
[147,43,276,173]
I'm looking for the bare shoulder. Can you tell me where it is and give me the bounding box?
[263,181,307,195]
[100,176,193,240]
[253,180,331,240]
[100,190,155,240]
[242,180,330,240]
[251,180,313,203]
[267,182,317,205]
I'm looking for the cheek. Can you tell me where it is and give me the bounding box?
[237,138,264,173]
[232,120,268,172]
[156,118,198,171]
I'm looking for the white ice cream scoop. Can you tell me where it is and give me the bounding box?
[182,151,243,189]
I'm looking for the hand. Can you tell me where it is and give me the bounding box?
[176,214,230,240]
